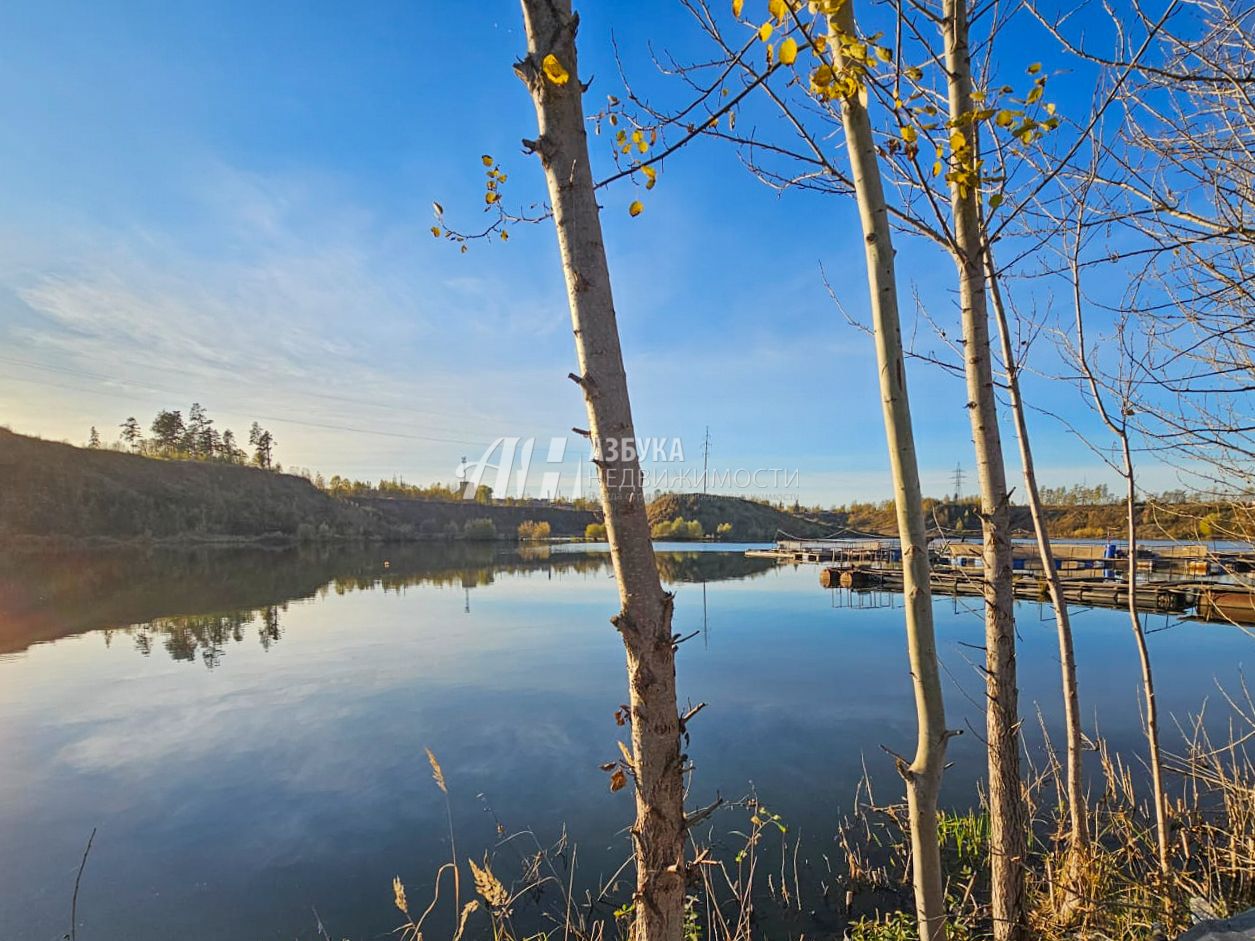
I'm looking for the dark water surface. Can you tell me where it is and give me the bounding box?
[0,542,1249,941]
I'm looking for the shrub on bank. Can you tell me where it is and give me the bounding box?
[517,520,551,541]
[462,518,497,541]
[650,516,704,540]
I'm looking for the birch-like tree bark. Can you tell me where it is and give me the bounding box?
[828,3,949,937]
[516,3,686,938]
[940,2,1027,937]
[985,259,1088,865]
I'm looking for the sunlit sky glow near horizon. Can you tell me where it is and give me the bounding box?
[0,0,1201,503]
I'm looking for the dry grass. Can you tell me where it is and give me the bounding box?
[393,700,1255,941]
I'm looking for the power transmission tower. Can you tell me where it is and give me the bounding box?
[952,462,965,501]
[702,426,711,494]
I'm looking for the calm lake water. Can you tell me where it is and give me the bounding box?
[0,542,1250,941]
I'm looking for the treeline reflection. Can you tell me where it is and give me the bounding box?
[124,606,283,668]
[0,543,775,665]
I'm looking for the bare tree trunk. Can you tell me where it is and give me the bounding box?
[830,5,949,938]
[1120,442,1170,876]
[516,5,686,939]
[940,2,1027,937]
[1069,248,1170,879]
[985,259,1088,861]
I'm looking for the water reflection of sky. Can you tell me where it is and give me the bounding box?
[0,545,1249,941]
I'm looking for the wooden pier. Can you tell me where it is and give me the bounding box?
[750,536,1255,624]
[838,568,1200,615]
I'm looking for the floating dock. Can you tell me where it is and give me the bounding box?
[828,568,1197,615]
[751,536,1255,625]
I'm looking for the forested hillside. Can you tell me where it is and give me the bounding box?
[3,429,1243,545]
[0,430,595,542]
[0,428,379,540]
[646,492,831,540]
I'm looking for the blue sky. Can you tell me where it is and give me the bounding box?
[0,0,1184,503]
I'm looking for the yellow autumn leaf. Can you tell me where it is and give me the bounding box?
[995,110,1015,127]
[813,34,828,53]
[989,193,1004,208]
[1046,101,1056,115]
[628,200,644,217]
[901,125,917,143]
[641,165,657,189]
[542,53,570,86]
[949,130,966,151]
[732,0,744,16]
[905,66,923,81]
[499,230,509,241]
[758,22,773,41]
[1027,62,1041,74]
[876,45,892,62]
[932,160,942,177]
[430,226,441,238]
[485,191,499,205]
[768,0,786,22]
[779,37,798,65]
[481,154,493,167]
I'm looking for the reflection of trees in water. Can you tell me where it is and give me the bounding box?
[322,549,610,595]
[0,543,772,666]
[127,605,284,669]
[653,552,776,584]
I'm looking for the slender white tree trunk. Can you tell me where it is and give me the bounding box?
[516,4,686,939]
[1124,446,1169,883]
[1120,442,1170,876]
[985,260,1088,859]
[829,5,949,939]
[1071,262,1170,879]
[940,2,1027,937]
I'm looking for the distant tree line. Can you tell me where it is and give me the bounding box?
[89,404,278,469]
[1035,483,1116,506]
[322,475,477,502]
[318,474,599,511]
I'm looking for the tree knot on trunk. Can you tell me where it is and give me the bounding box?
[520,135,557,166]
[611,610,639,638]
